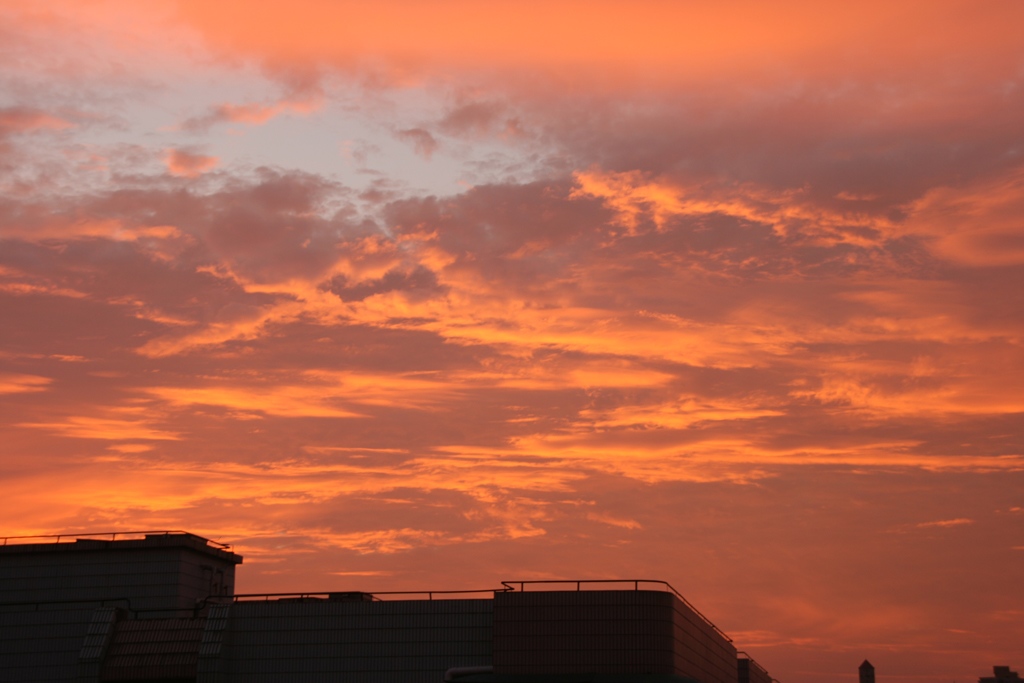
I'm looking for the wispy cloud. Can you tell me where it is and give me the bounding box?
[17,416,181,441]
[0,374,52,394]
[179,97,323,132]
[916,518,974,528]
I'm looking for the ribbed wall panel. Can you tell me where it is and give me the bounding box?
[0,606,95,683]
[671,598,737,683]
[493,591,677,676]
[493,590,736,683]
[739,657,773,683]
[209,598,493,683]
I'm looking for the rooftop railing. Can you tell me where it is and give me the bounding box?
[737,651,770,674]
[227,588,508,603]
[500,579,732,642]
[226,579,730,642]
[0,530,232,550]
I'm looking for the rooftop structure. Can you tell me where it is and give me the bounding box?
[980,667,1021,683]
[859,660,875,683]
[0,531,240,613]
[0,531,775,683]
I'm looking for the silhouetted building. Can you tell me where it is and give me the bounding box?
[738,652,772,683]
[980,667,1021,683]
[0,531,778,683]
[0,531,240,682]
[860,660,876,683]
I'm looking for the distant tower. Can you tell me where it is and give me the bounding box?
[860,660,876,683]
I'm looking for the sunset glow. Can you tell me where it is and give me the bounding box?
[1,2,1022,681]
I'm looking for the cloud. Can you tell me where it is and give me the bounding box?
[172,0,1024,88]
[585,511,641,529]
[179,97,322,132]
[904,167,1024,266]
[17,415,181,441]
[579,396,784,430]
[0,107,74,135]
[438,101,505,136]
[2,5,1024,680]
[164,148,219,177]
[107,443,155,454]
[0,373,52,394]
[323,265,445,303]
[146,383,365,418]
[0,106,76,165]
[395,128,438,160]
[571,167,895,246]
[916,518,974,528]
[144,370,461,417]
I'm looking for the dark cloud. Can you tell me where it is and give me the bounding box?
[438,101,505,136]
[323,266,445,302]
[395,128,438,160]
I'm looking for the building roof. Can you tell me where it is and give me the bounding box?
[0,531,241,564]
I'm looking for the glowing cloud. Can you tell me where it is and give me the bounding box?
[0,374,52,394]
[165,148,219,177]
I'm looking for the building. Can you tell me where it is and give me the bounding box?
[737,652,772,683]
[0,531,240,682]
[980,667,1021,683]
[859,660,875,683]
[0,531,776,683]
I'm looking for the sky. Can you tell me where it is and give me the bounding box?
[1,1,1023,680]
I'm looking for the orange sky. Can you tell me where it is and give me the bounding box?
[1,2,1023,682]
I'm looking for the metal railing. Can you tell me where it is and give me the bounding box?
[222,579,729,643]
[227,588,508,603]
[737,651,771,675]
[499,579,731,642]
[0,530,232,550]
